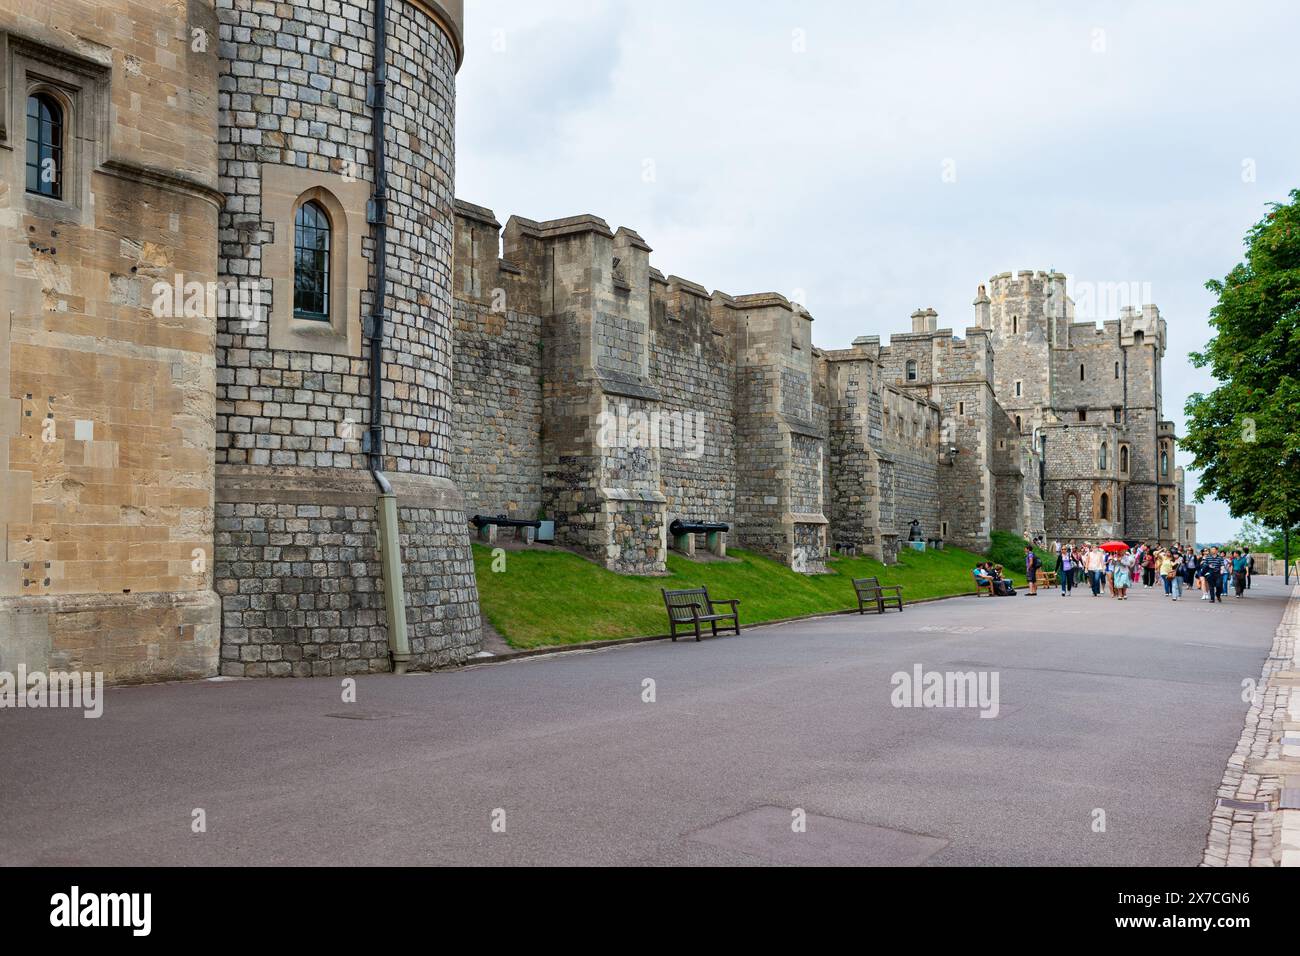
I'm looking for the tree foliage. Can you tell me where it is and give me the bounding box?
[1183,189,1300,531]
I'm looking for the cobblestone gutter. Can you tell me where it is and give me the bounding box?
[1202,584,1300,866]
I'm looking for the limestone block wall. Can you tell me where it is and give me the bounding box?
[509,214,667,574]
[451,201,543,520]
[985,271,1057,432]
[213,0,480,677]
[877,385,941,543]
[1051,322,1126,415]
[731,294,827,572]
[0,1,222,683]
[1042,422,1123,541]
[822,349,883,558]
[649,273,736,538]
[930,330,996,553]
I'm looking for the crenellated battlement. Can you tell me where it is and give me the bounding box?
[451,205,1183,571]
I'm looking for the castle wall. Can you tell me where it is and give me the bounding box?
[213,0,479,677]
[650,274,736,539]
[822,350,883,558]
[451,202,543,520]
[930,331,996,552]
[985,271,1059,435]
[0,1,223,683]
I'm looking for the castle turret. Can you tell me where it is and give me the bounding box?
[973,285,991,328]
[214,0,479,676]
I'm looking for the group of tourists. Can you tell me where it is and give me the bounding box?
[1031,541,1255,602]
[981,541,1258,603]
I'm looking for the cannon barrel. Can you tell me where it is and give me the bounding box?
[471,514,542,530]
[669,519,730,537]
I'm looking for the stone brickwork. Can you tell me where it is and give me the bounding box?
[215,469,474,675]
[0,1,223,683]
[447,214,1191,575]
[980,270,1185,547]
[451,207,829,573]
[213,0,479,676]
[650,273,736,541]
[451,202,543,520]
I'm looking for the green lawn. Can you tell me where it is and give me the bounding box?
[474,539,1009,650]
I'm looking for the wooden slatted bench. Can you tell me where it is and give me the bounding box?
[973,571,994,597]
[853,576,904,614]
[661,587,741,642]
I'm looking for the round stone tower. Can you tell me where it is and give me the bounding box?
[214,0,480,676]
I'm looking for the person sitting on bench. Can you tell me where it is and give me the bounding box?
[981,562,1016,596]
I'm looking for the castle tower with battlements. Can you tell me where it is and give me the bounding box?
[980,269,1187,547]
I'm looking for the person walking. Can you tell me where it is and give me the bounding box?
[1114,549,1133,600]
[1182,548,1198,598]
[1057,546,1075,596]
[1245,549,1254,590]
[1201,549,1225,603]
[1159,549,1177,599]
[1232,550,1249,598]
[1088,544,1106,596]
[1142,546,1157,589]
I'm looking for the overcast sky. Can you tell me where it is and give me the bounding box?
[455,0,1300,542]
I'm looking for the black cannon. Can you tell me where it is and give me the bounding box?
[471,514,543,544]
[669,519,730,558]
[471,514,542,531]
[669,519,730,537]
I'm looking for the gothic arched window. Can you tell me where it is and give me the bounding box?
[1099,442,1108,471]
[1065,492,1079,521]
[905,359,917,382]
[1100,493,1110,520]
[1120,445,1129,473]
[26,92,64,199]
[294,200,331,320]
[1161,450,1169,476]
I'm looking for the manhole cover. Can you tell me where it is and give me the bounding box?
[685,806,947,866]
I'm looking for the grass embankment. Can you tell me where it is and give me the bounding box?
[475,539,1014,650]
[987,530,1034,572]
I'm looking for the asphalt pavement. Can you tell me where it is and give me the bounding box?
[1,576,1290,866]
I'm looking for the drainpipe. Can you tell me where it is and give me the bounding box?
[367,0,410,674]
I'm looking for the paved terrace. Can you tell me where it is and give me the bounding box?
[1,578,1292,866]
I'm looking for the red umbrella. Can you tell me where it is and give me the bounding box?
[1099,541,1129,553]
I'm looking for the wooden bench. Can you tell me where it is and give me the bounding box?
[661,587,741,642]
[973,571,994,597]
[853,576,904,614]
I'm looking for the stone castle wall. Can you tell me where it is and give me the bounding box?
[213,0,479,677]
[0,0,223,683]
[650,275,736,538]
[0,0,1194,688]
[445,217,1197,573]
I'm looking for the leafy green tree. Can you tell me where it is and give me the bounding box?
[1183,189,1300,578]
